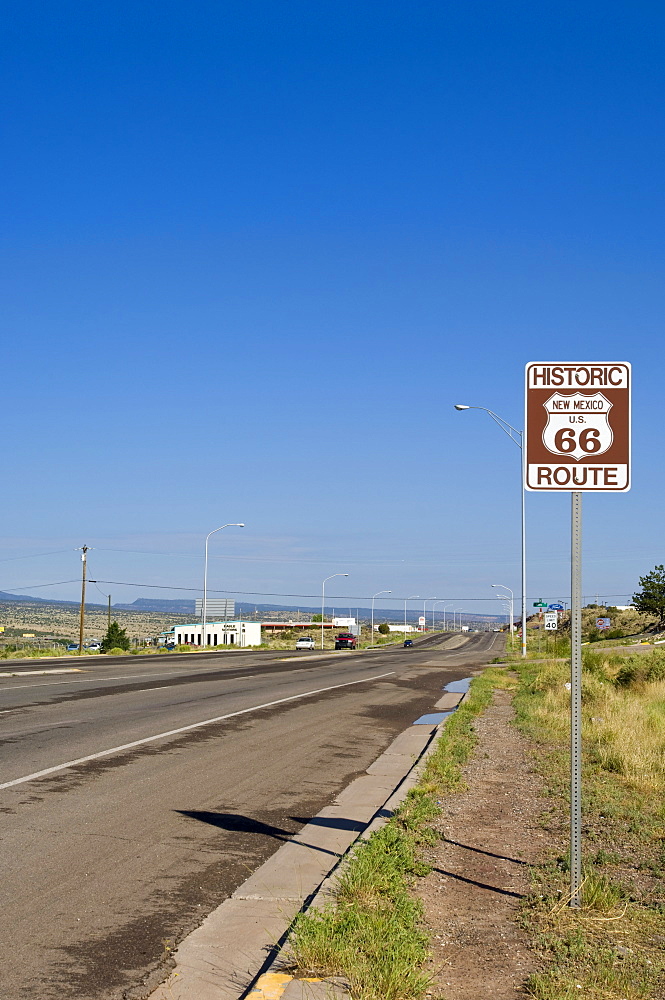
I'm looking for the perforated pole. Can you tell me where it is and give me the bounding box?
[570,491,583,907]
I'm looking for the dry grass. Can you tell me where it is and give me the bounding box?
[513,652,665,999]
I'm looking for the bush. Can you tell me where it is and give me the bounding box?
[615,651,665,688]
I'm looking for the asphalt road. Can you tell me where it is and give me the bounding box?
[0,632,503,1000]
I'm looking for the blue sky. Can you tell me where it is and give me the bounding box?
[1,1,663,615]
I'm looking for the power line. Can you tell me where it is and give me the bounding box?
[87,579,636,602]
[0,579,79,592]
[0,549,75,564]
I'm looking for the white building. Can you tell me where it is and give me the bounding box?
[159,621,261,648]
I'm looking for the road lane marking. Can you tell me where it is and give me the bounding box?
[0,670,200,691]
[0,668,82,678]
[0,661,322,693]
[0,671,395,790]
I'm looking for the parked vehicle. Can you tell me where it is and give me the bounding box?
[85,641,102,651]
[295,636,316,650]
[334,632,357,650]
[66,643,79,651]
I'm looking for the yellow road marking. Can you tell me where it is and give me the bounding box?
[247,973,293,998]
[248,973,325,998]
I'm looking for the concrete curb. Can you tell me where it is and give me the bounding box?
[146,685,468,1000]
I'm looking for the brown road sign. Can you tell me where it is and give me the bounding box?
[525,363,631,492]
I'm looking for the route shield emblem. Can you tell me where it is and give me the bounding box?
[542,392,613,462]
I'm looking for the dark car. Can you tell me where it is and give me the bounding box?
[403,639,413,647]
[334,632,357,650]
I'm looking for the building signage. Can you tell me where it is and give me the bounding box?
[548,603,564,611]
[596,617,611,630]
[525,363,631,491]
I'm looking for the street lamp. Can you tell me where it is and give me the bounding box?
[454,608,464,631]
[404,595,419,641]
[321,574,349,649]
[455,404,527,658]
[439,601,455,630]
[431,599,451,630]
[495,595,512,632]
[202,523,244,649]
[492,584,514,636]
[423,598,437,632]
[371,590,391,644]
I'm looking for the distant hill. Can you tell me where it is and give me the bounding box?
[0,592,505,624]
[0,590,82,607]
[113,598,195,614]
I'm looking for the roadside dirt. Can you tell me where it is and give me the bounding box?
[416,689,552,999]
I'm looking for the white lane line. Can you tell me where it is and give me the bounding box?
[0,670,194,691]
[0,671,395,790]
[0,663,309,693]
[0,668,82,678]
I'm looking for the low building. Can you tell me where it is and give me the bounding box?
[260,620,336,633]
[158,621,262,648]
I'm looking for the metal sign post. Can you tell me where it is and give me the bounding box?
[570,491,582,906]
[525,363,631,910]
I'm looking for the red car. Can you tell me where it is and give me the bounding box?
[334,632,357,650]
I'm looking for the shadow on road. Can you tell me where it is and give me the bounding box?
[175,810,349,857]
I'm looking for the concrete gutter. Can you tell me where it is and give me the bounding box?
[146,686,468,1000]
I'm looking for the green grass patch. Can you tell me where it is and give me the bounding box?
[288,667,514,999]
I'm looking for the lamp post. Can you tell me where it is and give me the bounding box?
[432,599,451,630]
[422,598,437,632]
[495,594,512,633]
[321,574,349,649]
[492,584,514,637]
[404,595,419,642]
[441,601,455,630]
[371,590,391,644]
[202,523,244,649]
[455,404,527,658]
[454,608,464,631]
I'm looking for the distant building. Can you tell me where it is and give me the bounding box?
[383,623,417,633]
[158,620,261,648]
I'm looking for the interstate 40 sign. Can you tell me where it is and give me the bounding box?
[525,363,631,491]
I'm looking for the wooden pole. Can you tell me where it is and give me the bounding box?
[78,546,88,654]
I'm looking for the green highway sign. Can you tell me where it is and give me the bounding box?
[533,601,548,608]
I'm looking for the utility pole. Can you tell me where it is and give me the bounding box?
[78,546,88,654]
[107,593,111,631]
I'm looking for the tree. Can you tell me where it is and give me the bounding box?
[378,623,390,635]
[101,621,130,653]
[632,565,665,626]
[312,613,323,622]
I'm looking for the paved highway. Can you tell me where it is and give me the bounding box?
[1,632,502,1000]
